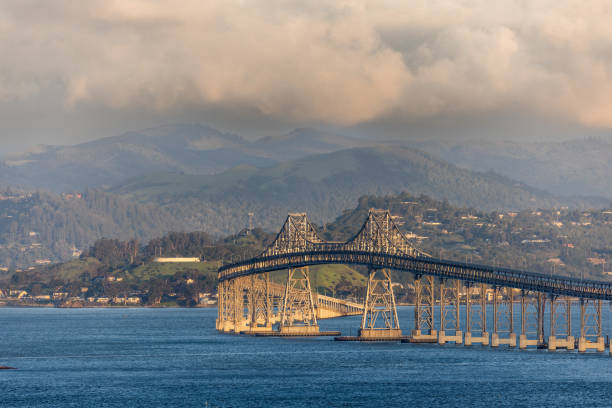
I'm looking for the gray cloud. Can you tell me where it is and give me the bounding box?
[1,0,612,150]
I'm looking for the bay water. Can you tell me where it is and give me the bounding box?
[1,307,611,407]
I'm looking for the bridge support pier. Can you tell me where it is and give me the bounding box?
[464,283,489,346]
[548,295,574,351]
[358,268,403,339]
[216,279,231,332]
[233,277,250,333]
[245,273,273,332]
[519,291,545,349]
[216,278,248,332]
[438,279,462,344]
[279,267,319,334]
[578,299,605,352]
[491,287,516,347]
[410,275,437,342]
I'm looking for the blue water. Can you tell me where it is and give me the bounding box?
[1,307,612,407]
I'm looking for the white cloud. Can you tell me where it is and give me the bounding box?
[2,0,612,129]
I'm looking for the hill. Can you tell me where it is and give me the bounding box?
[0,189,188,268]
[3,122,612,205]
[111,146,607,235]
[0,125,363,192]
[415,138,612,200]
[0,124,270,191]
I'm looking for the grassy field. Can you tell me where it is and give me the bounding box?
[126,261,221,281]
[44,257,365,295]
[270,264,366,293]
[52,257,103,281]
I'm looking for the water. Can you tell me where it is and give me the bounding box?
[1,307,611,407]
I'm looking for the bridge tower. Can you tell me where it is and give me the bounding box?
[491,286,516,347]
[279,267,319,334]
[411,274,437,342]
[464,282,489,346]
[578,298,605,352]
[438,279,462,344]
[359,268,402,339]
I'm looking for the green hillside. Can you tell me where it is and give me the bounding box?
[0,189,188,268]
[112,146,607,235]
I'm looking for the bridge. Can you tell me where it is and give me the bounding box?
[217,209,612,352]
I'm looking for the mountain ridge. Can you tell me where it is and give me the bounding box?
[110,146,609,235]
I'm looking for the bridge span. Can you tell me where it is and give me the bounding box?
[217,210,612,352]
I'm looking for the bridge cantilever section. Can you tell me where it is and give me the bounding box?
[218,250,612,301]
[217,209,612,351]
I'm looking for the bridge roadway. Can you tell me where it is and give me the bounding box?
[218,247,612,301]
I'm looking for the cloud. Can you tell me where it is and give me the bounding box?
[2,0,612,132]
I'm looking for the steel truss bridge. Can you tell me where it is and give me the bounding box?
[217,209,612,352]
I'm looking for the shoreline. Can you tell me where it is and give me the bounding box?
[0,302,217,309]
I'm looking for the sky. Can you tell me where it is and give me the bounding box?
[1,0,612,153]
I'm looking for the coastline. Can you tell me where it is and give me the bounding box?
[0,302,217,309]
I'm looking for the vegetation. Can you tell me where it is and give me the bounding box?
[0,189,187,267]
[112,146,606,236]
[2,192,610,306]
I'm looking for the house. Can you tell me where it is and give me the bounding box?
[126,297,141,304]
[96,297,110,304]
[34,295,51,301]
[10,289,29,299]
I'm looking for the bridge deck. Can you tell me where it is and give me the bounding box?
[219,250,612,300]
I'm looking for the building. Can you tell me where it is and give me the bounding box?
[10,289,29,299]
[153,257,200,263]
[52,292,68,300]
[34,295,51,301]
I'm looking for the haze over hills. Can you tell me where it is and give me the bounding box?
[111,146,608,235]
[413,138,612,200]
[2,123,612,202]
[0,124,366,192]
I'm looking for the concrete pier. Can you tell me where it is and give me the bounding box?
[438,330,463,345]
[548,335,575,351]
[465,331,489,346]
[519,334,540,349]
[280,325,320,334]
[491,333,516,347]
[244,324,274,333]
[578,336,605,352]
[359,328,403,338]
[410,329,438,343]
